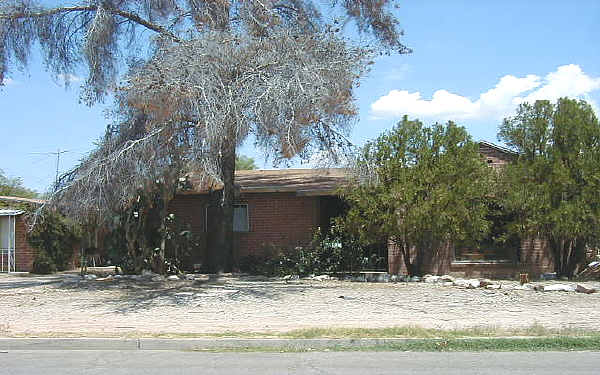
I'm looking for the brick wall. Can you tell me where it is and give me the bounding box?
[168,194,211,266]
[520,237,554,276]
[169,195,210,236]
[169,192,320,266]
[479,143,513,169]
[388,241,454,276]
[15,215,37,272]
[234,192,319,259]
[388,237,554,278]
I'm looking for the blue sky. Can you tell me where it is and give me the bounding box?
[1,0,599,193]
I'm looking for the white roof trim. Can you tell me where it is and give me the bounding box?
[0,209,25,216]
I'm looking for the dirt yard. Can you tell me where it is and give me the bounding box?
[0,273,598,337]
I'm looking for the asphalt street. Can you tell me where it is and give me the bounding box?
[3,350,600,375]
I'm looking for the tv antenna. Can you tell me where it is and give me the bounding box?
[29,148,71,188]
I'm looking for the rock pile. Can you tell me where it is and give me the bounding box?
[417,274,597,294]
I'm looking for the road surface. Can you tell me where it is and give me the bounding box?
[3,350,600,374]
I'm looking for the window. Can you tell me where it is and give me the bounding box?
[233,204,249,232]
[454,202,520,262]
[204,204,250,232]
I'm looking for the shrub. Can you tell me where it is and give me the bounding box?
[28,210,81,271]
[238,244,282,276]
[237,222,371,276]
[31,251,57,274]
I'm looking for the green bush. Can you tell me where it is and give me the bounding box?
[31,251,57,274]
[238,223,371,276]
[28,210,81,271]
[237,244,282,276]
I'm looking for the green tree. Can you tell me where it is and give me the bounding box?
[235,156,257,171]
[28,210,82,272]
[0,169,37,198]
[498,98,600,277]
[343,116,493,275]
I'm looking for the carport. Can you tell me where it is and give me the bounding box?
[0,209,23,272]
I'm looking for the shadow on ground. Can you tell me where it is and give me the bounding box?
[37,274,320,313]
[0,276,63,290]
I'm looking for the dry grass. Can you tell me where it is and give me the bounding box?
[4,323,598,339]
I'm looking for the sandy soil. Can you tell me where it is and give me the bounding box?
[0,273,598,336]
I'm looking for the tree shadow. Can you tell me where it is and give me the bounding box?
[0,276,63,290]
[46,276,317,314]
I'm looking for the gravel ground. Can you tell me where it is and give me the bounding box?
[0,273,598,336]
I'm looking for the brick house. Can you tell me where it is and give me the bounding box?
[388,141,555,278]
[0,196,45,272]
[169,169,349,269]
[2,141,555,276]
[172,142,556,277]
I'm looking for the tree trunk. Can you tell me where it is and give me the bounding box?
[400,242,415,276]
[211,143,236,272]
[551,236,586,278]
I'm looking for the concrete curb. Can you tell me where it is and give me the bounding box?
[139,338,422,351]
[0,338,139,351]
[0,337,431,351]
[0,336,588,351]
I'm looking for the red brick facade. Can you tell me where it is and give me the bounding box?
[169,192,323,267]
[388,239,553,278]
[14,215,37,271]
[233,192,320,258]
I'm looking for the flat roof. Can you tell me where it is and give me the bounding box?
[0,209,25,216]
[0,196,46,205]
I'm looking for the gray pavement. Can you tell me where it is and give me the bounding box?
[3,351,600,374]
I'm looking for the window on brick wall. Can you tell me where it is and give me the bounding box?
[454,201,520,262]
[233,204,249,232]
[205,204,249,232]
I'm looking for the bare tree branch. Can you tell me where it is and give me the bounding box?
[0,5,182,42]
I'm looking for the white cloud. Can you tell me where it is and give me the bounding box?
[371,64,600,121]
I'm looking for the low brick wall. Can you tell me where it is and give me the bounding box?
[388,238,554,279]
[448,262,519,279]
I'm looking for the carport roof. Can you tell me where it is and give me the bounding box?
[0,209,25,216]
[0,196,46,205]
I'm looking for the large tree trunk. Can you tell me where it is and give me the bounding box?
[551,236,586,278]
[211,143,236,272]
[400,242,418,276]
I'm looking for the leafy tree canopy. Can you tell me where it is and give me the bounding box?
[1,0,410,103]
[0,169,37,198]
[235,155,257,170]
[498,98,600,277]
[343,116,493,275]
